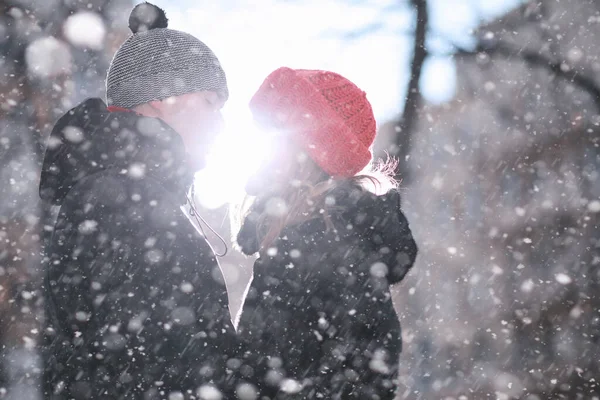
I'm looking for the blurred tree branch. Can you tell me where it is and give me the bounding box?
[454,40,600,111]
[389,0,428,183]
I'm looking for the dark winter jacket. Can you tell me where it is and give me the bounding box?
[39,98,238,399]
[236,184,418,399]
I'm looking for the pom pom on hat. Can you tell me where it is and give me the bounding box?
[129,2,169,34]
[107,2,229,108]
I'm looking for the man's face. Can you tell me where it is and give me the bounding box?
[156,91,225,171]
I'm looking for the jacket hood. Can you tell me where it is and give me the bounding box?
[40,98,193,206]
[237,183,417,284]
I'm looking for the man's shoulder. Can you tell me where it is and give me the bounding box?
[59,169,188,226]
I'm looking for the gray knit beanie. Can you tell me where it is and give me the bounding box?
[106,2,228,109]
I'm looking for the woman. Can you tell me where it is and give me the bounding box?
[236,67,418,399]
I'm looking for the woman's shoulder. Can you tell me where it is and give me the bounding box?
[279,184,402,248]
[326,183,403,230]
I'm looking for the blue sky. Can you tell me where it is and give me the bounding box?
[139,0,525,207]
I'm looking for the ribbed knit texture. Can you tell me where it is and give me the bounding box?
[106,28,228,108]
[249,67,376,177]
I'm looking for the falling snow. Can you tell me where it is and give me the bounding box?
[1,0,599,399]
[587,200,600,212]
[25,37,72,79]
[555,273,573,285]
[63,12,106,50]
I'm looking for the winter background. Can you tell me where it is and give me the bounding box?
[167,0,525,208]
[1,0,600,399]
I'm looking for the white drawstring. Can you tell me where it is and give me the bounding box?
[186,183,228,257]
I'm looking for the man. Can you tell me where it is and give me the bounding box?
[39,3,239,399]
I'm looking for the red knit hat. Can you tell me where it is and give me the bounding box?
[249,67,376,178]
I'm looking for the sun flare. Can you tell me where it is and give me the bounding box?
[194,106,271,209]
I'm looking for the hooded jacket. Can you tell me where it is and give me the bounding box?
[236,183,418,399]
[40,98,238,399]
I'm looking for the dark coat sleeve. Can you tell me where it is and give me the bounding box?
[385,194,418,284]
[44,173,239,399]
[350,189,418,285]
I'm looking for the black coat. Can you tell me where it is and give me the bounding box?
[39,98,238,399]
[236,184,418,399]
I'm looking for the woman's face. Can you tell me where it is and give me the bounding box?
[245,135,305,196]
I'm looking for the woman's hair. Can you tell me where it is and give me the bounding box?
[234,152,399,253]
